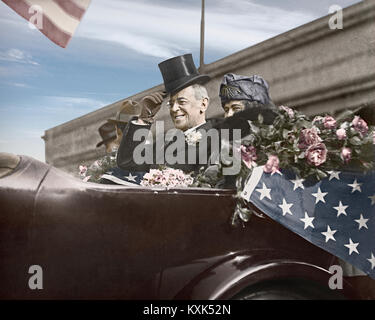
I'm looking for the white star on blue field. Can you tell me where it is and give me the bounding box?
[246,168,375,278]
[0,0,360,161]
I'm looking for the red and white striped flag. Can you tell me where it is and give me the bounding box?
[2,0,91,48]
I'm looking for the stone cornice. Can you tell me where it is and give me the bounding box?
[200,1,375,78]
[279,74,375,107]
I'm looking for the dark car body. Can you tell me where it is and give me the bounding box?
[0,154,371,299]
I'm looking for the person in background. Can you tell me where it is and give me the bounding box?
[96,122,119,154]
[96,100,140,154]
[80,100,142,184]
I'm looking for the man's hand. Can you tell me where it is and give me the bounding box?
[138,91,166,125]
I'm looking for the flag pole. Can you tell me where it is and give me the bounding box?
[200,0,205,68]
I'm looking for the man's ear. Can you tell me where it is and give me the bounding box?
[201,97,209,112]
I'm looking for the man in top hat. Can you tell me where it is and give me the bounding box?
[116,54,279,175]
[219,73,276,118]
[116,53,217,173]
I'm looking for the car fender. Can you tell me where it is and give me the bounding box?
[174,249,358,299]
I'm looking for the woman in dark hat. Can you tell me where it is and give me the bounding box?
[219,73,277,120]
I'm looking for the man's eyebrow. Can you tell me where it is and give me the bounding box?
[169,96,188,105]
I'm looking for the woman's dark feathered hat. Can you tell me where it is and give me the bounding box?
[219,73,271,106]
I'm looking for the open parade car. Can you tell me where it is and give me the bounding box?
[0,152,373,299]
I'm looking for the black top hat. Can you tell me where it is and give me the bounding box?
[158,53,210,95]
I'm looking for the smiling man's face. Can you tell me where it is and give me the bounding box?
[168,86,207,131]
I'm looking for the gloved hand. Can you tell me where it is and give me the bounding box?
[138,91,166,124]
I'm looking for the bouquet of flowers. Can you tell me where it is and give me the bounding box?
[238,105,375,181]
[140,167,194,188]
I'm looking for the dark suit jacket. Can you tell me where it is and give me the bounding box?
[116,104,279,174]
[117,119,219,173]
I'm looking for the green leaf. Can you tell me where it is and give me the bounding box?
[267,125,275,134]
[273,141,282,150]
[282,129,290,139]
[316,169,328,179]
[335,106,362,123]
[349,136,362,145]
[248,121,260,135]
[297,120,311,129]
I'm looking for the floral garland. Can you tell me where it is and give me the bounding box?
[78,106,375,217]
[193,106,375,224]
[238,106,374,180]
[78,150,194,188]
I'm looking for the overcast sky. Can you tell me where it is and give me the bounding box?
[0,0,361,161]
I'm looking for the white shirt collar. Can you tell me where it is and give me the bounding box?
[184,121,206,135]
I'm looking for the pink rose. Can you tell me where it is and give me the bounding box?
[305,143,327,167]
[323,116,336,129]
[298,128,322,150]
[263,155,280,174]
[279,105,295,118]
[351,116,368,137]
[336,128,347,140]
[341,147,352,163]
[240,145,257,169]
